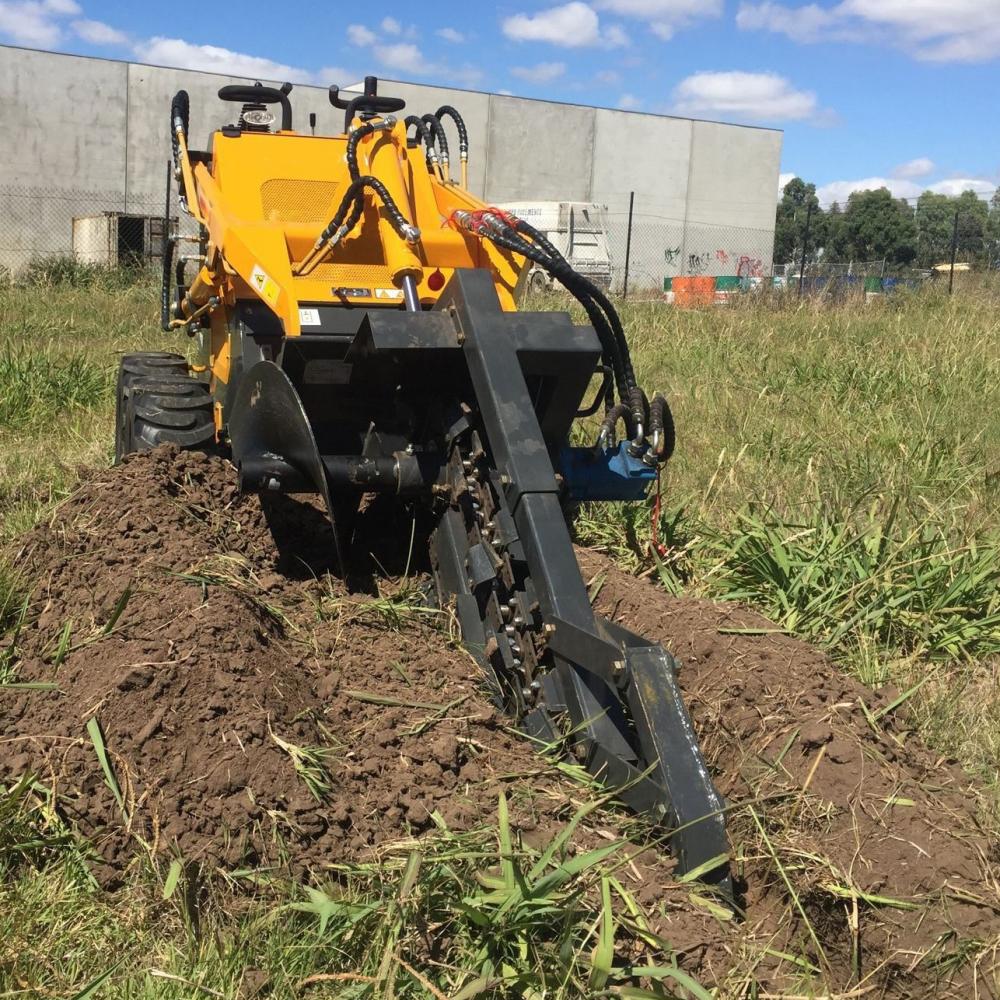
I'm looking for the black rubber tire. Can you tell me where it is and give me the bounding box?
[115,353,215,462]
[529,269,549,294]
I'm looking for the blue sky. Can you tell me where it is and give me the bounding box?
[1,0,998,204]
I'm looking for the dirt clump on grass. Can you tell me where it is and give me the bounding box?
[580,548,1000,995]
[1,447,998,995]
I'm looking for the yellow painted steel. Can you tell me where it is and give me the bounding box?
[176,115,525,343]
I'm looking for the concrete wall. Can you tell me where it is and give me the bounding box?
[0,44,783,284]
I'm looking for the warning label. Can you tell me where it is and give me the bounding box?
[298,307,321,326]
[250,265,280,307]
[375,288,405,300]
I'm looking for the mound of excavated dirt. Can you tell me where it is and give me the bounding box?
[2,447,998,996]
[581,549,1000,993]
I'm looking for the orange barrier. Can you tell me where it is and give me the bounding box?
[671,275,716,307]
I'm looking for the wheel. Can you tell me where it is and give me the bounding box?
[529,270,548,294]
[115,353,215,462]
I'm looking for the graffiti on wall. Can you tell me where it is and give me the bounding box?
[662,244,767,277]
[737,255,764,278]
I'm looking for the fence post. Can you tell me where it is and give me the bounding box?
[622,191,635,298]
[949,206,960,295]
[797,202,813,299]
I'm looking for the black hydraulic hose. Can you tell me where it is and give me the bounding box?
[484,225,631,407]
[404,115,429,146]
[170,90,189,172]
[511,214,637,395]
[505,213,646,435]
[648,393,676,461]
[345,121,377,182]
[598,403,630,445]
[317,175,416,248]
[434,105,468,159]
[422,113,449,165]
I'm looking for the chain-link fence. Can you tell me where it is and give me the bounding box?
[0,185,203,277]
[604,210,775,296]
[1,184,779,297]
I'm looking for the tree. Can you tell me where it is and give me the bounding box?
[954,189,989,262]
[841,188,917,265]
[774,177,824,266]
[824,201,848,259]
[915,189,991,267]
[987,190,1000,267]
[914,191,954,267]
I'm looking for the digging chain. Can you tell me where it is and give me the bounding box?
[444,430,556,721]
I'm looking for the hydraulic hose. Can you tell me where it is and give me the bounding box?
[296,175,419,276]
[404,115,429,146]
[422,113,449,180]
[509,214,638,398]
[405,115,440,174]
[435,105,468,185]
[647,393,675,463]
[478,221,631,408]
[170,90,189,174]
[597,403,630,449]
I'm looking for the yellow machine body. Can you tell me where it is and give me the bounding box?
[176,117,525,423]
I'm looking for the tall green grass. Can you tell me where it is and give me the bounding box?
[572,282,1000,796]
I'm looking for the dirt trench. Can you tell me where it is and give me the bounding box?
[1,447,997,996]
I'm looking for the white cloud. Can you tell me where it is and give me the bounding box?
[0,0,79,47]
[317,66,360,86]
[347,23,377,47]
[617,92,641,109]
[372,41,483,87]
[777,171,796,195]
[672,71,820,122]
[815,176,923,204]
[735,2,853,43]
[511,61,566,83]
[927,178,997,197]
[892,157,934,180]
[436,26,465,43]
[136,37,313,82]
[502,2,626,48]
[595,0,723,40]
[374,41,429,74]
[380,16,402,35]
[738,0,1000,63]
[72,17,126,44]
[595,69,620,84]
[497,88,514,96]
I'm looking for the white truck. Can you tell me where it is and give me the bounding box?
[494,201,614,293]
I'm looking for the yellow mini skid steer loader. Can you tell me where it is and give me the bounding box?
[116,76,729,891]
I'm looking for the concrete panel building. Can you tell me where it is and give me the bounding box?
[0,44,783,287]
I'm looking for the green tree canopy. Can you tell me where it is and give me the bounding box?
[841,188,917,264]
[775,177,824,265]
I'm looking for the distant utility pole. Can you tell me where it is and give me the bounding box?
[949,206,960,295]
[798,203,814,299]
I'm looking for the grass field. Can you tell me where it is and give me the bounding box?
[1,265,999,997]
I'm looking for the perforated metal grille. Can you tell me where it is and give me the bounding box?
[260,179,340,223]
[304,263,396,287]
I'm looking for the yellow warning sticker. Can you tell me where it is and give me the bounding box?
[250,264,280,307]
